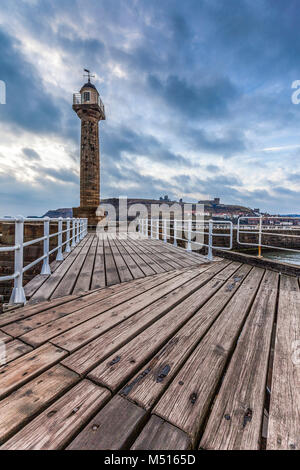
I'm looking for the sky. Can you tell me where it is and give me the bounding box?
[0,0,300,216]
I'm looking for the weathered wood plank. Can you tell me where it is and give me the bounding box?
[199,270,278,450]
[1,339,32,364]
[144,238,198,268]
[88,264,246,391]
[2,275,161,338]
[67,395,146,450]
[131,415,191,450]
[108,238,134,282]
[24,250,71,298]
[1,380,110,450]
[63,264,231,376]
[29,235,91,302]
[117,238,157,277]
[0,364,79,444]
[72,236,98,294]
[91,236,106,289]
[50,235,95,299]
[0,330,12,344]
[103,237,120,286]
[0,295,80,328]
[133,238,186,270]
[120,264,253,410]
[267,275,300,450]
[153,267,268,444]
[121,238,165,274]
[0,343,67,399]
[50,268,202,353]
[19,270,182,348]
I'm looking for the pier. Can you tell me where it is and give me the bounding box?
[0,231,299,450]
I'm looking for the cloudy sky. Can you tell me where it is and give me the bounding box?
[0,0,300,216]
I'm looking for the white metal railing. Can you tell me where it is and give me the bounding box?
[0,217,88,305]
[237,216,300,257]
[138,218,233,261]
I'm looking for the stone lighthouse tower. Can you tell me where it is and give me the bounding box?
[72,71,105,229]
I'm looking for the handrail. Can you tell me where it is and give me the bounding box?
[138,218,233,261]
[0,217,88,305]
[237,216,300,257]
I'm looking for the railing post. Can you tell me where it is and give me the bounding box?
[80,219,84,240]
[173,220,177,247]
[258,215,263,258]
[41,217,51,275]
[76,219,80,244]
[207,219,213,261]
[141,219,144,237]
[56,217,64,261]
[71,219,76,248]
[187,219,192,252]
[65,218,71,253]
[156,219,159,240]
[9,216,26,305]
[163,219,167,243]
[151,219,153,239]
[145,218,148,238]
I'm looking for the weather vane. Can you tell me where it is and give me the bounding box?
[83,68,95,83]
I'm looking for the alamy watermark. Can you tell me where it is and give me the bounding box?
[95,197,209,250]
[291,80,300,104]
[0,80,6,104]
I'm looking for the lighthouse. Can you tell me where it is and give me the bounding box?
[72,70,105,229]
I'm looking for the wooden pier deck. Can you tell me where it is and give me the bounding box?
[0,241,299,450]
[24,233,212,303]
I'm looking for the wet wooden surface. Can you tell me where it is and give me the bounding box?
[0,239,299,450]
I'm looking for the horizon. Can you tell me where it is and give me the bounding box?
[1,0,300,215]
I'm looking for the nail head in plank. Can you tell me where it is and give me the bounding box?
[67,395,146,450]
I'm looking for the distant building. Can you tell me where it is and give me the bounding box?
[198,197,220,205]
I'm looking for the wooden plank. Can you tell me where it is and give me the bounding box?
[267,275,300,450]
[120,264,254,410]
[117,237,157,277]
[67,395,146,450]
[50,268,203,353]
[153,267,267,444]
[0,364,79,444]
[29,235,91,302]
[1,380,110,450]
[62,264,230,376]
[19,270,182,348]
[2,339,32,364]
[88,264,246,391]
[50,235,95,299]
[24,250,71,298]
[72,236,98,294]
[133,238,187,270]
[199,270,278,450]
[103,237,120,286]
[0,295,80,328]
[3,272,175,338]
[113,237,147,278]
[127,238,179,272]
[0,330,12,344]
[108,238,134,282]
[120,237,165,274]
[91,236,106,289]
[2,275,161,338]
[145,237,205,265]
[144,238,198,268]
[131,415,191,450]
[0,343,67,399]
